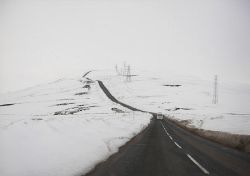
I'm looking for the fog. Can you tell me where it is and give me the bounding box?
[1,0,250,93]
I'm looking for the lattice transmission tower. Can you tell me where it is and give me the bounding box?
[212,75,218,104]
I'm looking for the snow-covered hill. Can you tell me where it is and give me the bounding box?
[1,69,250,176]
[0,74,151,176]
[89,70,250,135]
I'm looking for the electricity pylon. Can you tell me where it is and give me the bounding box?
[126,65,131,82]
[212,75,218,104]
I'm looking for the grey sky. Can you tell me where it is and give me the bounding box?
[1,0,250,93]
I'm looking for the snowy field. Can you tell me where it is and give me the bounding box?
[89,70,250,135]
[1,69,249,176]
[0,75,151,176]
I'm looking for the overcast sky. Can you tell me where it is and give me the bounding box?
[0,0,250,93]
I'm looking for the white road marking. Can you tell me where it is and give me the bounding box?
[174,142,182,149]
[161,121,209,174]
[161,121,174,140]
[187,154,210,175]
[160,122,168,133]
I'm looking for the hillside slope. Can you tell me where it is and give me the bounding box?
[0,74,151,176]
[89,70,250,135]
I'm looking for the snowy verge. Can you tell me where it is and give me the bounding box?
[165,117,250,152]
[0,113,151,176]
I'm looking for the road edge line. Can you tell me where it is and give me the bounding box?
[186,154,210,175]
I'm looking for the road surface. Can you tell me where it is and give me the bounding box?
[84,81,250,176]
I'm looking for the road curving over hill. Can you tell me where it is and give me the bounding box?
[84,80,250,176]
[97,80,146,112]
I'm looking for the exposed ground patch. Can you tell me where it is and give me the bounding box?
[226,113,250,116]
[54,105,98,115]
[53,103,75,106]
[32,118,43,121]
[165,107,192,111]
[210,116,223,120]
[0,103,15,107]
[76,77,95,96]
[85,79,95,84]
[163,84,182,87]
[83,85,91,89]
[111,108,125,113]
[75,92,88,96]
[57,98,75,101]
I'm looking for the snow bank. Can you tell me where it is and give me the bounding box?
[0,113,150,176]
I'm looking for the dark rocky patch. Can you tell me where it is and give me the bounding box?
[0,103,15,107]
[75,92,88,96]
[165,107,192,111]
[83,84,91,89]
[163,84,182,87]
[57,98,75,101]
[54,103,75,106]
[32,118,43,121]
[111,108,125,113]
[86,79,95,84]
[54,104,96,115]
[227,113,250,116]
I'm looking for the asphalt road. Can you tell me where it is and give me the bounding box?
[84,81,250,176]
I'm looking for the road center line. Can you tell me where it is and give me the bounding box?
[186,154,210,175]
[161,121,174,140]
[174,142,182,149]
[160,121,168,133]
[161,120,208,174]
